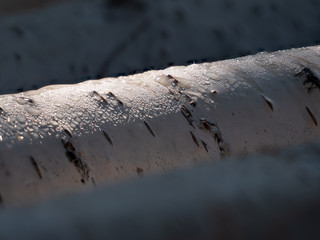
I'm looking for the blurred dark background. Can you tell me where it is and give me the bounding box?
[0,0,319,94]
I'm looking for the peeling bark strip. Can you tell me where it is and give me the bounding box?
[1,47,320,207]
[143,121,155,137]
[102,131,113,146]
[167,74,179,87]
[306,106,318,126]
[0,107,3,115]
[260,94,274,111]
[30,156,42,179]
[188,100,196,107]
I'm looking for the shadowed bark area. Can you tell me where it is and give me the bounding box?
[0,140,319,239]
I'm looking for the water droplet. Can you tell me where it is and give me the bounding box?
[33,133,39,139]
[42,128,50,132]
[25,106,41,116]
[51,121,59,126]
[106,99,117,106]
[13,97,29,105]
[0,135,3,141]
[39,121,47,127]
[126,101,133,107]
[155,75,171,87]
[56,113,64,119]
[177,79,192,89]
[17,135,24,141]
[16,114,26,123]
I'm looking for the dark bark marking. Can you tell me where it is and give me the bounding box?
[181,105,195,128]
[64,129,72,138]
[295,67,320,93]
[30,156,42,179]
[144,121,155,137]
[103,131,113,145]
[201,140,208,152]
[190,131,200,147]
[92,91,108,104]
[306,106,318,126]
[136,167,144,176]
[61,139,89,183]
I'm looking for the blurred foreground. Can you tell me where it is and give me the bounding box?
[0,139,320,239]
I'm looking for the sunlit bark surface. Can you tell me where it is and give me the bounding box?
[0,46,319,207]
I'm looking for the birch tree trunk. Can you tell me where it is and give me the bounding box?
[0,46,320,207]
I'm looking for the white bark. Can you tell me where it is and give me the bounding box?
[0,46,320,207]
[0,140,319,239]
